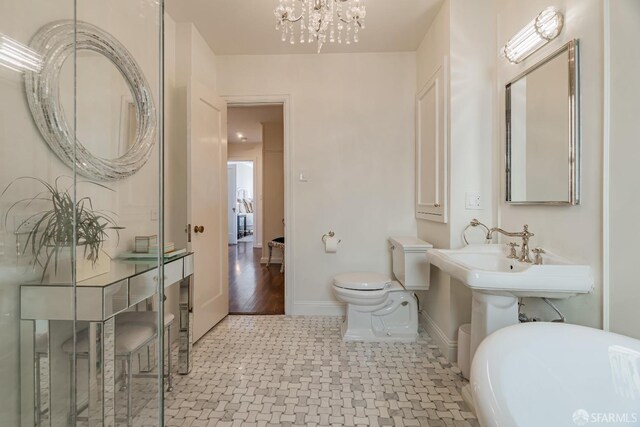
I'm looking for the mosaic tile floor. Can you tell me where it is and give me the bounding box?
[163,315,478,427]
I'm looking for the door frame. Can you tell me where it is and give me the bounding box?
[223,94,292,315]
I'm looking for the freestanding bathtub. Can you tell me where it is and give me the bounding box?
[471,322,640,427]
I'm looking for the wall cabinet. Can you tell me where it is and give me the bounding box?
[416,59,448,222]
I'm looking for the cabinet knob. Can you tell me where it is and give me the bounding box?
[194,225,205,234]
[434,203,441,208]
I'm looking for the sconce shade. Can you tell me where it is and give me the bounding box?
[0,33,42,73]
[503,7,564,64]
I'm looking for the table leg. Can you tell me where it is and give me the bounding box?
[86,318,116,426]
[178,276,193,375]
[21,320,41,427]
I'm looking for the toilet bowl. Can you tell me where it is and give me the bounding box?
[332,237,433,342]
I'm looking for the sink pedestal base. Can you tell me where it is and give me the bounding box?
[461,384,475,414]
[470,292,519,362]
[463,292,519,416]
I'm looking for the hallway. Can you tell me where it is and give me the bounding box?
[229,242,285,314]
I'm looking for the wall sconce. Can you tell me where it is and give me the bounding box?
[503,7,564,64]
[0,33,42,73]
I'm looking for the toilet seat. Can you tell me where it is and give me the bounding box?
[333,272,391,291]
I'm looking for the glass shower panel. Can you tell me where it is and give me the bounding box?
[74,0,164,425]
[0,0,164,425]
[0,0,77,425]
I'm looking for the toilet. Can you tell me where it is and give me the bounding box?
[332,237,433,342]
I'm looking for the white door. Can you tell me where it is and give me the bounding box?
[187,80,229,342]
[227,164,238,245]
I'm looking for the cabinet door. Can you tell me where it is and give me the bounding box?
[416,60,448,222]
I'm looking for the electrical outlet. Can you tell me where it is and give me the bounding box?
[465,192,482,210]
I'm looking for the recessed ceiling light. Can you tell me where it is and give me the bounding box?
[236,132,244,139]
[241,137,248,143]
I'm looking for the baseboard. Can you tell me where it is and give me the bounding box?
[291,301,345,316]
[420,311,458,362]
[260,256,283,264]
[254,243,262,249]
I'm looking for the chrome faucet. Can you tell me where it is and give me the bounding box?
[487,225,535,263]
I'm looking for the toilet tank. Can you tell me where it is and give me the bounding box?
[389,237,433,290]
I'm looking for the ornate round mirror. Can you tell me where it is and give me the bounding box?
[24,21,156,181]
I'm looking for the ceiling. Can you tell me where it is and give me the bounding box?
[228,105,283,144]
[166,0,444,55]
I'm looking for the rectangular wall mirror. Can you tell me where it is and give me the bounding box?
[505,39,580,205]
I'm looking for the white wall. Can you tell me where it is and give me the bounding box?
[607,0,640,339]
[234,163,254,199]
[415,0,495,360]
[174,22,217,91]
[416,1,451,250]
[414,1,455,358]
[261,122,285,262]
[495,0,604,328]
[217,52,417,315]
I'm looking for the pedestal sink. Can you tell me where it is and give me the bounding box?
[426,244,594,409]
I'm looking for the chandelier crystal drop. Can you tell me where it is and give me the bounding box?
[274,0,366,53]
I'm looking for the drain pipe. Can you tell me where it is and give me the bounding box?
[518,298,566,323]
[542,298,566,323]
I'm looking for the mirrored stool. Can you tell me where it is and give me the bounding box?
[119,311,175,392]
[61,311,174,426]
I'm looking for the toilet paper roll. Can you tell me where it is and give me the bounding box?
[324,236,339,253]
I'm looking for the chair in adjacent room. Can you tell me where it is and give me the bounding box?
[266,236,285,273]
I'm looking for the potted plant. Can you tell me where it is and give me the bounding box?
[3,176,123,282]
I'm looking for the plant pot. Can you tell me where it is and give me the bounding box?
[45,247,111,283]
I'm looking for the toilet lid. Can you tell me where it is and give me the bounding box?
[333,272,391,291]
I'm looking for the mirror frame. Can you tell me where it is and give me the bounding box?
[505,39,580,206]
[24,20,156,181]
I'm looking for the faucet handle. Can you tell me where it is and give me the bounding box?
[507,242,520,259]
[532,248,545,265]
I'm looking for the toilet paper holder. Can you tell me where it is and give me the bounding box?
[321,231,341,245]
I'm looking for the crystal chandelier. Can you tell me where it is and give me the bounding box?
[274,0,366,53]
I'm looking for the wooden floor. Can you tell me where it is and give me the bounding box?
[228,241,284,315]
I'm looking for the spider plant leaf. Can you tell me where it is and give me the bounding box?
[4,196,51,228]
[77,180,115,192]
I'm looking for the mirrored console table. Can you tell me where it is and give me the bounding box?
[20,253,193,426]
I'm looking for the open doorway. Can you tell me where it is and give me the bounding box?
[227,161,255,245]
[227,104,285,315]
